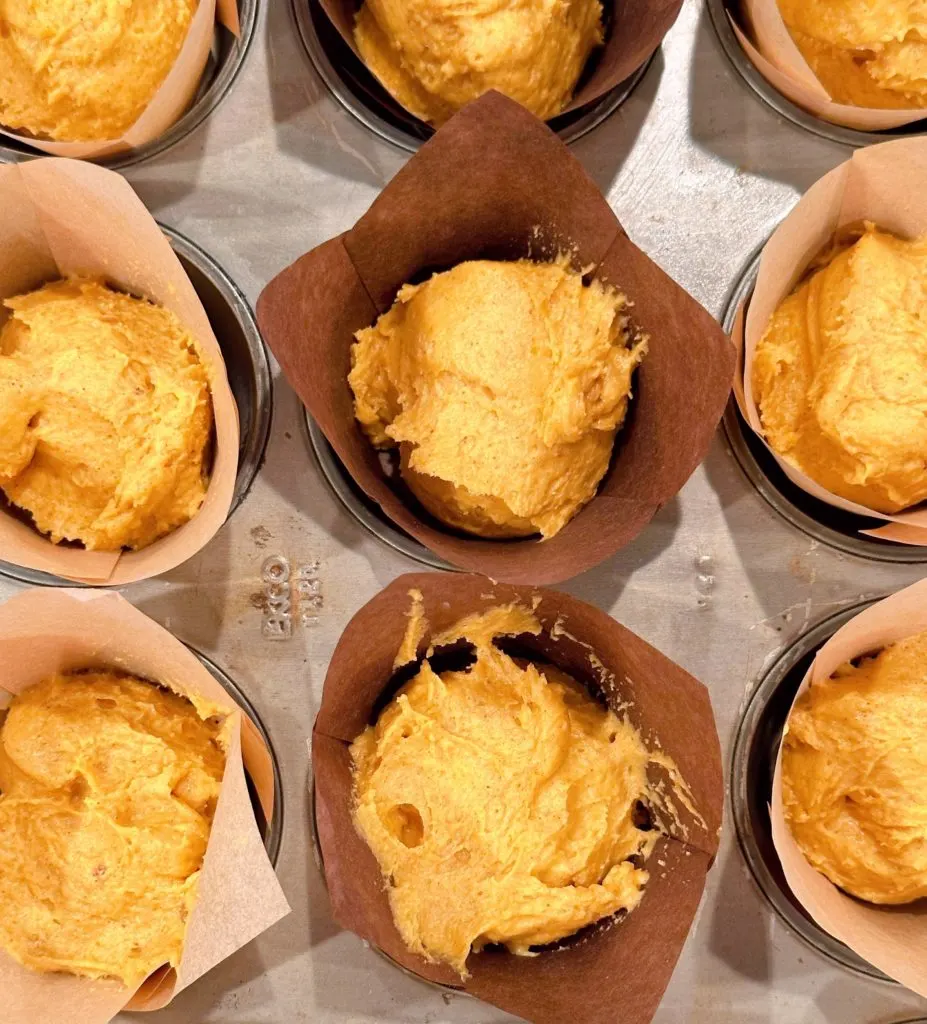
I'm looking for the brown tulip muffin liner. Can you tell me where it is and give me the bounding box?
[0,0,240,160]
[315,0,682,123]
[770,578,927,996]
[0,589,290,1024]
[0,158,239,584]
[312,571,723,1024]
[257,92,734,585]
[732,138,927,546]
[730,0,927,130]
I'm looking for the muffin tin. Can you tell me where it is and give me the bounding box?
[0,0,260,170]
[0,223,271,587]
[3,1,927,1021]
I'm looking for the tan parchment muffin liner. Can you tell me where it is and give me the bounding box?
[312,572,723,1024]
[257,92,734,585]
[0,588,291,1024]
[0,0,241,161]
[729,0,927,130]
[732,137,927,546]
[770,578,927,996]
[316,0,681,123]
[0,158,239,584]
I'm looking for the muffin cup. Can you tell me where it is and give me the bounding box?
[292,0,653,151]
[315,0,681,124]
[732,137,927,547]
[723,242,927,561]
[729,596,897,980]
[0,1,240,161]
[257,92,734,585]
[769,578,927,997]
[312,571,723,1024]
[0,158,240,584]
[729,0,927,131]
[0,588,291,1024]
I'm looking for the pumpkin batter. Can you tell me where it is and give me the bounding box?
[353,0,603,126]
[782,630,927,904]
[349,258,646,539]
[752,225,927,513]
[0,671,227,986]
[0,0,197,142]
[778,0,927,108]
[0,278,213,551]
[350,603,661,977]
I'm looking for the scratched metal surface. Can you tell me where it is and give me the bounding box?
[0,1,925,1021]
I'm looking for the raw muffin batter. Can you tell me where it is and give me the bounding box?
[0,0,197,141]
[0,671,227,985]
[782,630,927,904]
[349,257,646,539]
[351,603,660,977]
[353,0,603,125]
[778,0,927,108]
[0,278,213,551]
[752,225,927,512]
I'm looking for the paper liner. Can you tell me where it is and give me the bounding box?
[0,588,290,1024]
[0,0,240,160]
[0,158,239,584]
[733,0,927,130]
[316,0,681,124]
[769,578,927,996]
[257,92,734,585]
[731,137,927,546]
[312,571,723,1024]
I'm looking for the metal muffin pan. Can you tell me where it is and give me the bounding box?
[706,0,927,148]
[0,222,272,587]
[303,412,454,570]
[195,644,284,866]
[290,0,653,152]
[729,597,894,983]
[721,243,927,564]
[3,3,927,1019]
[0,0,259,171]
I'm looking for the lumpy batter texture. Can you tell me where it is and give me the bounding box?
[0,0,197,142]
[0,671,226,985]
[778,0,927,108]
[349,258,646,539]
[782,630,927,904]
[753,225,927,512]
[351,604,658,977]
[353,0,603,125]
[0,278,212,551]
